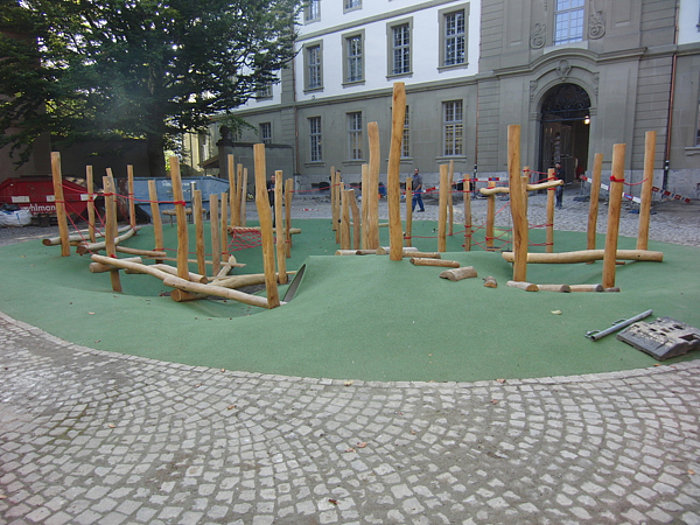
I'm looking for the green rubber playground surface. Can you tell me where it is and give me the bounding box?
[1,219,698,382]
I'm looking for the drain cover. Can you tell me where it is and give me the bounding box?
[617,317,700,361]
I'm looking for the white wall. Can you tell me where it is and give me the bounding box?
[293,0,480,102]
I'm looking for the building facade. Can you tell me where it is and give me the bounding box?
[208,0,699,197]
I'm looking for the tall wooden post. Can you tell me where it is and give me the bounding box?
[127,165,136,230]
[50,152,70,256]
[253,143,280,308]
[637,131,656,250]
[361,163,369,249]
[285,177,294,257]
[546,168,555,253]
[240,167,248,226]
[210,194,221,275]
[602,143,626,289]
[340,188,351,250]
[508,125,528,282]
[228,154,238,228]
[387,82,406,261]
[587,153,604,250]
[275,171,287,284]
[193,189,206,276]
[367,122,381,249]
[330,166,338,239]
[236,163,244,226]
[438,164,448,252]
[405,177,413,247]
[486,180,496,251]
[148,180,164,256]
[169,157,190,281]
[85,165,96,242]
[348,189,360,250]
[448,160,454,236]
[463,176,472,251]
[220,192,228,259]
[102,175,122,292]
[521,167,529,218]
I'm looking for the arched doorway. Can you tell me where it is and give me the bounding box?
[539,83,591,182]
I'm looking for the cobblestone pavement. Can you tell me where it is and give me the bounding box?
[1,313,699,524]
[1,191,699,523]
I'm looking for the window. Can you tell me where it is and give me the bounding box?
[344,0,361,12]
[347,112,363,160]
[304,43,323,91]
[259,122,272,145]
[554,0,585,45]
[442,100,463,156]
[255,83,272,100]
[402,106,410,158]
[696,100,700,146]
[309,117,322,162]
[343,33,364,84]
[390,23,411,76]
[441,8,466,67]
[304,0,320,22]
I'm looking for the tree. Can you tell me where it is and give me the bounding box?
[0,0,299,177]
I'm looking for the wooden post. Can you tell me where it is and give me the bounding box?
[463,176,472,251]
[486,180,496,251]
[148,180,164,256]
[438,164,448,252]
[228,154,238,228]
[348,189,360,250]
[603,143,626,289]
[405,177,413,247]
[193,189,206,276]
[388,83,406,261]
[637,131,656,250]
[340,188,351,250]
[275,171,287,284]
[86,165,96,242]
[330,165,338,238]
[521,167,529,218]
[102,175,122,292]
[285,177,294,257]
[240,167,248,226]
[236,163,244,225]
[367,122,381,249]
[127,164,136,230]
[254,144,280,308]
[447,160,455,236]
[220,192,228,259]
[546,168,555,253]
[508,125,528,282]
[587,153,604,250]
[210,193,221,276]
[50,152,70,256]
[361,163,369,249]
[169,157,190,281]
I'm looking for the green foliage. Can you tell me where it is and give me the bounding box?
[0,0,300,173]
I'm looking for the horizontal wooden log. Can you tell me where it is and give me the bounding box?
[410,258,460,268]
[483,276,498,288]
[213,271,296,289]
[134,264,208,284]
[536,284,572,293]
[115,246,168,258]
[407,251,441,259]
[91,254,175,282]
[335,249,363,256]
[228,226,301,235]
[569,284,604,292]
[76,226,140,254]
[43,224,135,246]
[376,246,418,255]
[507,280,538,292]
[526,179,563,191]
[501,249,663,264]
[161,275,273,308]
[89,257,142,273]
[479,186,510,196]
[439,266,478,281]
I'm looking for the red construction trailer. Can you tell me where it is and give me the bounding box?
[0,177,90,219]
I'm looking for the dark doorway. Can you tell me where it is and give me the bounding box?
[539,83,591,182]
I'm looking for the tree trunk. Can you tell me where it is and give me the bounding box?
[146,133,166,178]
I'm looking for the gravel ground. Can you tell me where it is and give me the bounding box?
[2,187,698,248]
